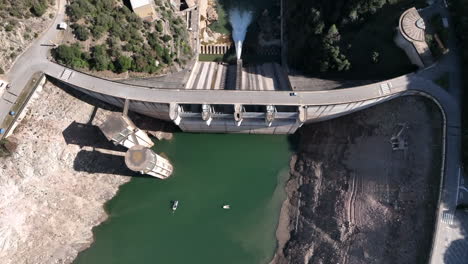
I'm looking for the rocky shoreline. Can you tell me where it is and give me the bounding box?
[0,81,173,264]
[272,96,443,264]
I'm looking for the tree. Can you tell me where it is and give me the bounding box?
[155,20,164,32]
[31,1,47,17]
[324,25,340,44]
[162,48,172,64]
[53,44,88,68]
[115,55,132,73]
[91,25,106,39]
[371,51,380,64]
[73,24,90,41]
[161,34,172,42]
[132,55,149,72]
[67,2,85,21]
[90,45,110,71]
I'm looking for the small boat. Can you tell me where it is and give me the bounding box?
[172,200,179,211]
[223,204,230,209]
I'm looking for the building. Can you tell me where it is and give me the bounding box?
[99,113,154,149]
[394,7,434,68]
[130,0,157,21]
[125,145,173,179]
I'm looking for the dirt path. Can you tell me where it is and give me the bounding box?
[273,96,443,264]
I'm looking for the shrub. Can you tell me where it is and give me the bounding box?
[73,24,90,41]
[90,45,111,71]
[115,55,132,73]
[161,34,172,42]
[91,25,106,39]
[155,20,164,32]
[53,44,89,68]
[4,24,13,32]
[31,1,47,17]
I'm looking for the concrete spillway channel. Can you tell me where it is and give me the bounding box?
[186,62,229,90]
[185,60,290,91]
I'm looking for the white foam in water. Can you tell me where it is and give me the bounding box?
[229,8,253,60]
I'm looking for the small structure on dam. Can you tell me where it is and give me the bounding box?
[99,112,173,179]
[99,113,154,149]
[125,145,173,179]
[395,7,433,68]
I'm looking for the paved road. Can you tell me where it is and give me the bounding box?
[0,1,464,263]
[419,1,467,263]
[0,0,67,125]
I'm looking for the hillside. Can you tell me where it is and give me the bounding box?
[53,0,193,77]
[0,0,56,74]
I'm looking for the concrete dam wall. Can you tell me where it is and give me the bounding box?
[60,79,402,134]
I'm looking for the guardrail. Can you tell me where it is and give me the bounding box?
[0,73,46,140]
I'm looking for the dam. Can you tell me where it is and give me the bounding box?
[17,0,421,135]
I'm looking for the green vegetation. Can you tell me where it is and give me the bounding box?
[0,0,52,19]
[54,0,192,74]
[0,139,11,158]
[0,139,16,158]
[426,14,449,59]
[208,1,230,34]
[430,14,449,45]
[0,67,4,74]
[72,24,90,41]
[199,53,237,64]
[53,44,89,69]
[286,0,424,79]
[450,0,468,164]
[434,73,450,90]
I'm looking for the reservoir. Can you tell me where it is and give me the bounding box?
[73,133,291,264]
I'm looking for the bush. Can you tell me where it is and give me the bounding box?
[161,34,172,42]
[91,25,106,39]
[31,1,47,17]
[53,44,88,68]
[61,0,189,73]
[90,45,111,71]
[73,24,90,41]
[4,24,14,32]
[115,55,132,73]
[0,67,4,74]
[155,20,164,32]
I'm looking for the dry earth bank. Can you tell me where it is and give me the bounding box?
[273,96,442,264]
[0,81,145,264]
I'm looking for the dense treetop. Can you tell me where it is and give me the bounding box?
[0,0,52,18]
[53,0,192,74]
[286,0,422,76]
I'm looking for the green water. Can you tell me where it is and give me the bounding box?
[74,133,291,264]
